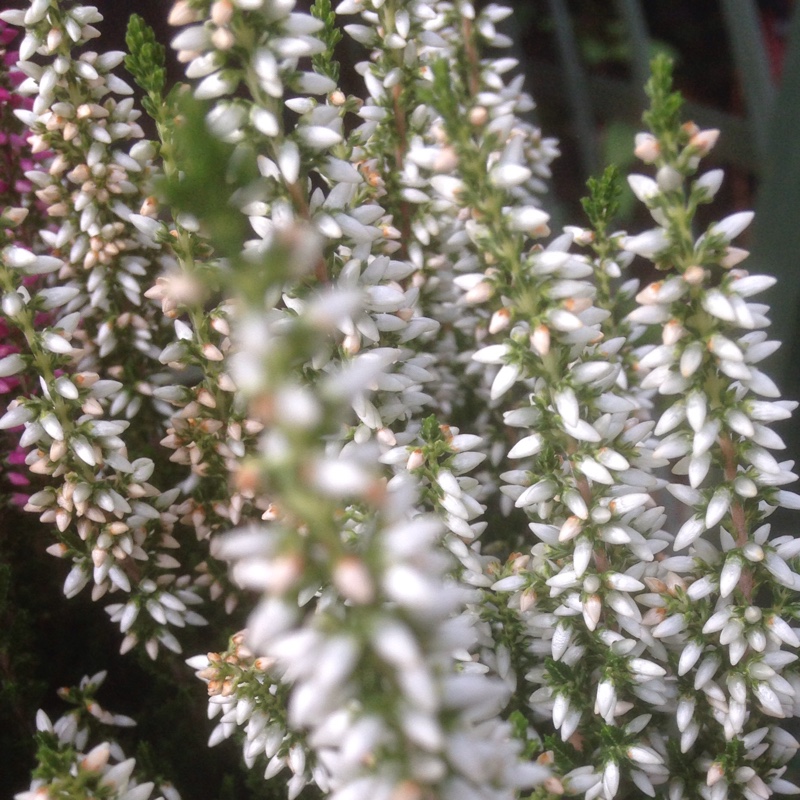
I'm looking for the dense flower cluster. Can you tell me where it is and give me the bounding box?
[15,671,179,800]
[2,1,800,799]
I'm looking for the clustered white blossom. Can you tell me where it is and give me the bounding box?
[0,0,221,665]
[3,1,800,799]
[14,671,180,800]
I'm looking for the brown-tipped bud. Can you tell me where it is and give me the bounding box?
[682,121,700,138]
[530,324,551,356]
[489,308,511,334]
[140,196,159,218]
[406,449,425,471]
[689,128,720,157]
[46,542,68,558]
[662,319,686,346]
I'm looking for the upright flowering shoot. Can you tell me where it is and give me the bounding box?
[0,1,221,665]
[15,672,179,800]
[410,33,671,797]
[164,82,546,799]
[624,54,800,799]
[1,1,164,384]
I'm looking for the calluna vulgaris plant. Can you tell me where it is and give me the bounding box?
[2,0,800,798]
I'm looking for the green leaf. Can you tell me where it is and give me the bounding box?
[421,415,445,444]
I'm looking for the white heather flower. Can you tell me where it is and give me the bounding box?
[711,211,755,242]
[623,229,670,258]
[628,174,659,203]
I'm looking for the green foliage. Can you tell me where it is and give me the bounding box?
[642,54,685,160]
[581,164,622,237]
[310,0,342,83]
[159,94,258,261]
[124,14,167,119]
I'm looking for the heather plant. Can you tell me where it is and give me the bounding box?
[2,1,800,800]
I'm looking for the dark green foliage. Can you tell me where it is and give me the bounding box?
[0,516,42,796]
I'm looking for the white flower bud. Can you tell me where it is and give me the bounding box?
[0,353,25,377]
[656,165,682,192]
[195,70,239,100]
[624,229,670,258]
[628,174,659,203]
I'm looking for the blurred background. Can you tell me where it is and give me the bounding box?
[3,1,800,798]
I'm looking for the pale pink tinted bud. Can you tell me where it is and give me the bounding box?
[721,247,749,268]
[81,742,111,772]
[211,27,235,50]
[634,132,660,163]
[211,0,234,26]
[433,146,458,173]
[682,265,706,285]
[464,281,493,304]
[168,0,200,25]
[4,207,29,226]
[469,106,488,126]
[46,27,63,52]
[333,557,375,604]
[202,343,224,361]
[707,762,725,787]
[689,128,720,156]
[342,332,360,355]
